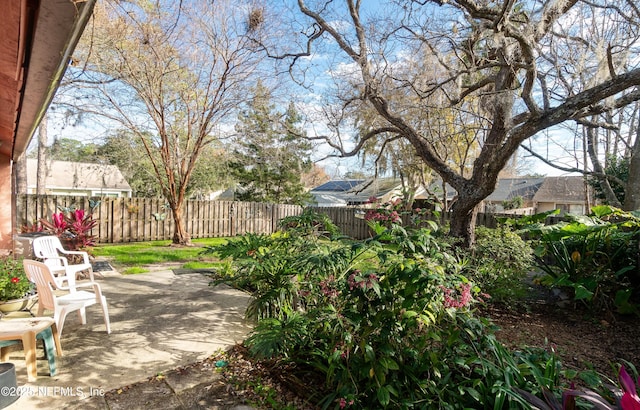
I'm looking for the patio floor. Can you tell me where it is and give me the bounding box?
[1,265,252,409]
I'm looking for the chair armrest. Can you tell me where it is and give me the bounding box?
[73,281,102,291]
[42,256,69,268]
[74,281,105,298]
[58,250,91,265]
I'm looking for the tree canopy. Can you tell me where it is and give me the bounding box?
[262,0,640,246]
[230,81,313,205]
[60,0,267,244]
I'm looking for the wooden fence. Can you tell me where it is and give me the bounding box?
[16,195,565,244]
[16,195,303,243]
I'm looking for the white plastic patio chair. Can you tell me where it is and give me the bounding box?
[32,235,94,291]
[23,259,111,338]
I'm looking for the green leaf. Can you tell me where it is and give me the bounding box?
[465,387,481,401]
[573,284,594,301]
[615,288,632,306]
[402,310,418,319]
[380,357,400,371]
[364,344,375,362]
[377,386,391,406]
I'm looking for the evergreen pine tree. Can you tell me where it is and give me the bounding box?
[230,82,312,205]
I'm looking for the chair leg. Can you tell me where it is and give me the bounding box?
[21,332,37,382]
[51,323,62,357]
[0,344,17,361]
[56,308,72,338]
[76,307,87,325]
[38,329,57,376]
[100,296,111,334]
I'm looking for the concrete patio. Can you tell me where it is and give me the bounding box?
[1,265,253,409]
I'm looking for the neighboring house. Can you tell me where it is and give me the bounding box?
[533,176,592,215]
[482,176,592,215]
[310,180,365,207]
[314,176,593,216]
[197,187,235,201]
[482,178,545,214]
[26,159,132,198]
[310,178,429,207]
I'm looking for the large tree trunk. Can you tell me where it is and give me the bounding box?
[170,206,192,246]
[624,112,640,210]
[449,197,480,248]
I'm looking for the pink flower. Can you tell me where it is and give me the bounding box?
[338,398,354,408]
[441,284,472,308]
[619,365,640,409]
[10,277,19,284]
[52,213,66,229]
[348,271,362,290]
[319,275,339,298]
[73,209,85,221]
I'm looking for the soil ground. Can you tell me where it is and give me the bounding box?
[488,302,640,379]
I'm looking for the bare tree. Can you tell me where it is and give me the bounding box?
[268,0,640,246]
[63,0,266,245]
[521,0,640,210]
[625,110,640,209]
[36,115,49,196]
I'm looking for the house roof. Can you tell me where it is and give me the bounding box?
[311,178,427,206]
[532,176,587,203]
[26,159,131,192]
[1,0,96,161]
[484,178,545,202]
[311,193,348,207]
[311,180,365,192]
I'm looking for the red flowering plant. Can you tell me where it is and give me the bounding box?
[0,256,33,301]
[363,197,406,239]
[32,207,98,251]
[364,197,403,225]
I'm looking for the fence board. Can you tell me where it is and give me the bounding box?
[16,195,304,243]
[16,195,565,244]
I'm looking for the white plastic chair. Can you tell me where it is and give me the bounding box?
[23,259,111,338]
[31,235,94,291]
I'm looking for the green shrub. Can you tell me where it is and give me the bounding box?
[465,226,534,305]
[278,208,341,239]
[517,206,640,314]
[216,221,577,408]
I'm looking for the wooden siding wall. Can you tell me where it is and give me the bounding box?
[16,195,302,243]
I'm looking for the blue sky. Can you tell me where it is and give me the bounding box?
[37,0,591,180]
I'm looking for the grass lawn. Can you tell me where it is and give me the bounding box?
[92,237,229,274]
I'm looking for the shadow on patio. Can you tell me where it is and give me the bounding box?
[2,266,252,409]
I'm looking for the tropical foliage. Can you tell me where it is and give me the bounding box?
[515,206,640,314]
[461,225,534,305]
[23,204,99,251]
[206,209,615,408]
